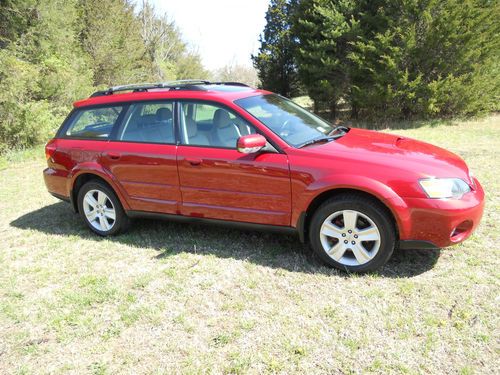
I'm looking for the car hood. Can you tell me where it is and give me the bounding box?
[301,128,472,182]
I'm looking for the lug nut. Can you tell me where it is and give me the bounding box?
[351,241,356,245]
[348,230,352,234]
[344,240,348,244]
[354,234,358,238]
[342,233,346,237]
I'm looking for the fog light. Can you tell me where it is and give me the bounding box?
[450,220,473,240]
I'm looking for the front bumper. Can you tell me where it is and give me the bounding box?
[395,178,485,248]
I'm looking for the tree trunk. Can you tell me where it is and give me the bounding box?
[329,100,337,120]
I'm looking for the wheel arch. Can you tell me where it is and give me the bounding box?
[70,171,128,213]
[297,188,401,243]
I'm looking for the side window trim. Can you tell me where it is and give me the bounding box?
[177,99,257,150]
[111,100,176,145]
[109,104,130,140]
[59,104,125,141]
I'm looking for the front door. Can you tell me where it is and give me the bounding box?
[176,101,291,226]
[102,101,181,214]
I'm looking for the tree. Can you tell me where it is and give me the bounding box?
[138,0,184,80]
[213,60,259,87]
[292,0,359,116]
[252,0,301,97]
[0,0,210,151]
[0,0,93,151]
[175,50,210,80]
[77,0,148,86]
[0,0,37,49]
[347,0,500,119]
[137,0,208,81]
[292,0,499,120]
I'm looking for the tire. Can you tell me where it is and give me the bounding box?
[309,193,396,272]
[77,180,130,236]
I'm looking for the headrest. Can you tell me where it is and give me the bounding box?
[156,107,172,122]
[213,109,231,129]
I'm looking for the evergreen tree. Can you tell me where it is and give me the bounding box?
[252,0,301,97]
[348,0,499,119]
[292,0,359,116]
[293,0,499,119]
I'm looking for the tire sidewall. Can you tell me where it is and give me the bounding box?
[77,181,126,236]
[309,197,395,272]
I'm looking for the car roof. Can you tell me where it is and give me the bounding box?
[73,82,271,108]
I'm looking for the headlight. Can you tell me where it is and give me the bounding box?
[419,178,471,199]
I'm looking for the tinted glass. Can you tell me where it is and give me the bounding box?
[65,106,123,139]
[118,102,174,143]
[235,95,333,147]
[179,102,256,148]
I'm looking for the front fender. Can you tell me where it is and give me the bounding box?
[67,162,131,210]
[292,174,412,239]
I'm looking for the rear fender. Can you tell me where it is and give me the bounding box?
[67,162,131,211]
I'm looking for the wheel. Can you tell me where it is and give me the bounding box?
[309,194,396,272]
[77,181,129,236]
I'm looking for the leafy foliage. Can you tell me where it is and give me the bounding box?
[0,0,207,151]
[346,0,500,120]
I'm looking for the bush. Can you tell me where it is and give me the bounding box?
[0,51,64,152]
[292,0,500,120]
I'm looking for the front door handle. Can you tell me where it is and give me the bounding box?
[104,152,121,160]
[186,158,202,166]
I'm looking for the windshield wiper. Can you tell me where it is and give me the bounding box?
[298,136,336,148]
[328,125,350,136]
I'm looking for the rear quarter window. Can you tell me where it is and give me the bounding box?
[64,106,124,139]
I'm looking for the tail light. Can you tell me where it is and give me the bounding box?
[45,140,57,161]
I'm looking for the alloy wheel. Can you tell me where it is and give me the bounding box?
[319,209,381,266]
[83,189,116,232]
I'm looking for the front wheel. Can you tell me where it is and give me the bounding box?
[77,181,129,236]
[309,194,396,272]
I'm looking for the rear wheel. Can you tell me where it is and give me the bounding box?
[309,194,396,272]
[77,181,129,236]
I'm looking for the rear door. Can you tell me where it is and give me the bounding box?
[176,101,292,226]
[102,101,181,214]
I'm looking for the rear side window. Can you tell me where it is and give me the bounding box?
[117,101,174,144]
[65,106,123,139]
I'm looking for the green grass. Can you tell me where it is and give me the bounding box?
[0,115,499,374]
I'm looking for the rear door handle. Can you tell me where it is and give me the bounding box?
[104,152,121,160]
[186,158,202,166]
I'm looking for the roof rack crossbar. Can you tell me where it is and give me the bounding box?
[90,80,251,97]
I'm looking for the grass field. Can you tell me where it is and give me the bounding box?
[0,115,499,374]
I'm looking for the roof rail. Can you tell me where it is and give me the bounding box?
[89,80,250,97]
[211,81,251,87]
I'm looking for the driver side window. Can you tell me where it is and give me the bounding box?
[179,102,256,148]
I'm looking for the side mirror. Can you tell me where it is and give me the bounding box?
[237,134,267,154]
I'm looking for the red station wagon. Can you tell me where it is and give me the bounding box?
[43,80,485,272]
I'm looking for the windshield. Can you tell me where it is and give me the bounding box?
[235,94,335,147]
